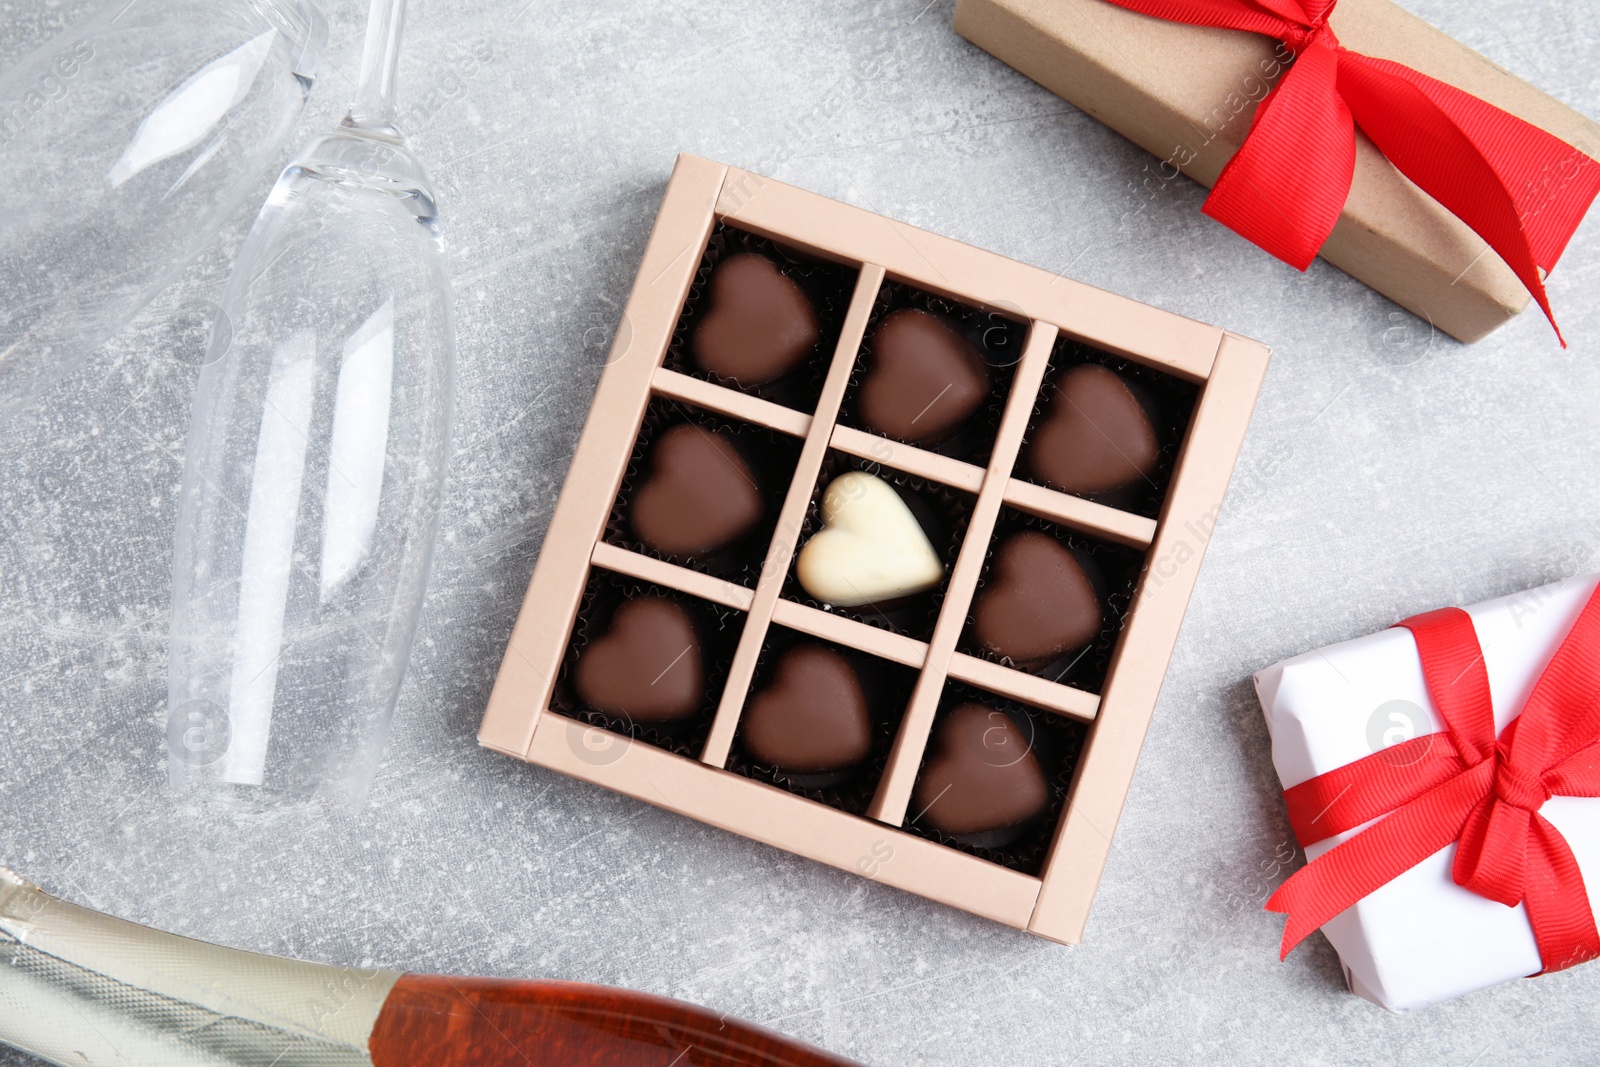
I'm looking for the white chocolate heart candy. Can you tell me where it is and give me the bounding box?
[795,472,944,607]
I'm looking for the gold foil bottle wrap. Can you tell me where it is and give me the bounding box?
[0,867,397,1067]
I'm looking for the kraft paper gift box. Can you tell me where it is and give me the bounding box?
[953,0,1600,343]
[1255,574,1600,1011]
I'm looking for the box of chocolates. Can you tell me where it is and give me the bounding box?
[478,154,1270,942]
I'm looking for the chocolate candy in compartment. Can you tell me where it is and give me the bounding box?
[729,627,917,816]
[556,571,745,757]
[1021,339,1199,518]
[663,224,857,413]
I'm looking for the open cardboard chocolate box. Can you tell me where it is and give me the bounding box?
[478,154,1269,943]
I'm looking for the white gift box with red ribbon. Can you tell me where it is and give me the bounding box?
[1254,574,1600,1011]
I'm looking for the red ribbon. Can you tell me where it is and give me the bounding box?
[1266,584,1600,974]
[1100,0,1600,344]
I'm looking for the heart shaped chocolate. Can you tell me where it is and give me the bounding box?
[1027,364,1159,495]
[970,532,1103,668]
[912,702,1049,838]
[740,644,872,773]
[856,309,990,444]
[691,253,819,385]
[794,472,944,608]
[574,596,703,722]
[630,424,764,559]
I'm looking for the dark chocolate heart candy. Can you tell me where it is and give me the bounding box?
[740,644,872,773]
[971,532,1103,668]
[691,253,820,385]
[912,702,1048,837]
[856,309,990,444]
[1028,364,1159,495]
[630,424,764,559]
[574,597,703,722]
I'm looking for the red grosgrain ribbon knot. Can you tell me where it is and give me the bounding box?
[1266,585,1600,974]
[1100,0,1600,344]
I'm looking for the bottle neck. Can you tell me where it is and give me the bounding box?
[0,869,398,1067]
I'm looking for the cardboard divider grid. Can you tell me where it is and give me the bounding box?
[589,541,755,612]
[768,598,929,670]
[480,154,1270,943]
[1002,478,1158,550]
[651,366,813,439]
[697,263,888,768]
[865,321,1059,824]
[827,424,988,494]
[946,652,1100,722]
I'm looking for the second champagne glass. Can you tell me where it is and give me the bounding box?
[167,0,455,810]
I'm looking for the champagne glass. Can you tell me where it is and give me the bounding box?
[166,0,455,810]
[0,0,327,419]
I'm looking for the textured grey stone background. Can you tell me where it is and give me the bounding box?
[4,0,1600,1063]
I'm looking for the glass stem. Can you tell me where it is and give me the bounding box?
[344,0,409,137]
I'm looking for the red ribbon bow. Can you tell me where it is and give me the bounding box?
[1266,584,1600,974]
[1101,0,1600,343]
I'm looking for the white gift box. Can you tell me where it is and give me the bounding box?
[1254,573,1600,1012]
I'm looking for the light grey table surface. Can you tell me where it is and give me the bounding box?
[5,0,1600,1063]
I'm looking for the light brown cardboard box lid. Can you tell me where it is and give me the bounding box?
[953,0,1600,342]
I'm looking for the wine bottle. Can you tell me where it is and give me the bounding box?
[0,867,857,1067]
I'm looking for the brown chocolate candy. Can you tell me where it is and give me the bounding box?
[1028,364,1159,495]
[971,532,1102,668]
[630,424,764,558]
[856,309,990,444]
[912,703,1048,838]
[574,597,703,722]
[691,253,820,385]
[740,644,872,773]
